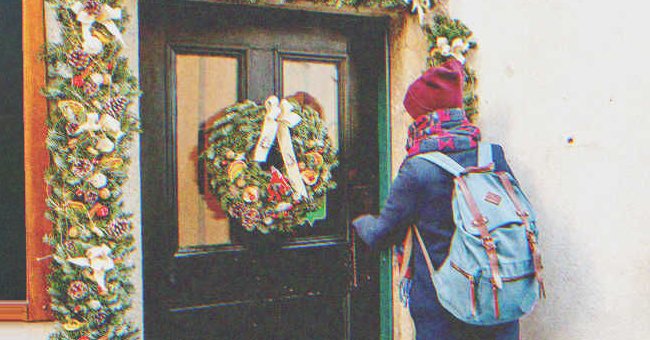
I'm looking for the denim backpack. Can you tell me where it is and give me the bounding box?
[406,143,545,326]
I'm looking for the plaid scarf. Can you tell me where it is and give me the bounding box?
[406,109,481,156]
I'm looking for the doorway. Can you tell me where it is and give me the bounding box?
[140,2,388,338]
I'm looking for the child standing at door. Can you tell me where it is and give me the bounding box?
[352,58,520,339]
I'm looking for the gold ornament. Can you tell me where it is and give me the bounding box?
[242,186,260,203]
[62,318,85,331]
[99,188,111,199]
[68,226,80,238]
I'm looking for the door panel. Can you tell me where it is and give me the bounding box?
[141,2,387,339]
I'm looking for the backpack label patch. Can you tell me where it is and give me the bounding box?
[484,192,502,205]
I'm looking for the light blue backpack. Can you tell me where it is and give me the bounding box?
[407,143,545,326]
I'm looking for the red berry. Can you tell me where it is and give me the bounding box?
[97,205,110,218]
[107,63,114,71]
[72,75,84,87]
[74,305,81,313]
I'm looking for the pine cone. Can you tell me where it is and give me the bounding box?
[83,81,99,97]
[91,311,109,326]
[241,207,261,231]
[104,96,128,118]
[105,219,131,239]
[67,50,91,71]
[83,0,102,16]
[84,190,99,205]
[68,280,89,300]
[72,159,94,178]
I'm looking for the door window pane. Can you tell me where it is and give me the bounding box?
[176,54,238,248]
[283,60,339,150]
[283,59,343,236]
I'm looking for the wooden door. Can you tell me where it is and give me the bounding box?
[140,2,387,339]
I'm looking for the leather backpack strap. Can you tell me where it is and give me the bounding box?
[496,171,545,297]
[412,225,437,281]
[456,177,503,289]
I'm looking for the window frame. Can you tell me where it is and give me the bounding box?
[0,0,53,322]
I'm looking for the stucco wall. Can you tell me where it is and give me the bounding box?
[390,1,650,339]
[451,0,650,339]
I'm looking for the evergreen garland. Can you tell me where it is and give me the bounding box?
[424,13,479,120]
[42,0,139,339]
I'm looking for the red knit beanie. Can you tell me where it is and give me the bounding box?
[403,58,464,119]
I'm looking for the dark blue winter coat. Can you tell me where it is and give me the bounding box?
[353,144,520,339]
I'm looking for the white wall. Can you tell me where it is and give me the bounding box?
[0,1,142,339]
[449,0,650,338]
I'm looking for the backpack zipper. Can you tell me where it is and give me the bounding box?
[451,262,477,318]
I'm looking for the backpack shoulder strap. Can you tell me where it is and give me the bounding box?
[478,142,494,167]
[416,152,464,177]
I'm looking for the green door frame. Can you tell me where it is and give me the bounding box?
[378,34,393,340]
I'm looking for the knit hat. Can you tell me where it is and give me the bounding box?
[403,58,464,119]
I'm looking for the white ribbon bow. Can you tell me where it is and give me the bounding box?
[68,244,115,293]
[435,36,470,64]
[70,2,124,55]
[408,0,431,26]
[253,96,309,200]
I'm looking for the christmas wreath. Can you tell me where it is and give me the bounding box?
[202,95,338,235]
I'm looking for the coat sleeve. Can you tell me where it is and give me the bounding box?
[352,159,420,249]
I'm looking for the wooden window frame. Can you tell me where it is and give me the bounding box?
[0,0,53,322]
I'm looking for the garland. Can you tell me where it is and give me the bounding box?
[424,13,478,119]
[202,96,338,235]
[42,0,139,339]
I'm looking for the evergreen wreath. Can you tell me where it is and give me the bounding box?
[202,95,338,235]
[42,0,139,339]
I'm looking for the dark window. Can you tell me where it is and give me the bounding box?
[0,0,25,300]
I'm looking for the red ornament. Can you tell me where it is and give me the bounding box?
[72,75,85,87]
[97,205,109,218]
[90,203,110,218]
[267,166,292,202]
[221,160,228,167]
[79,336,90,340]
[107,63,114,71]
[74,305,82,313]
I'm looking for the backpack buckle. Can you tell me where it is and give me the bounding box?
[482,236,496,250]
[472,216,488,227]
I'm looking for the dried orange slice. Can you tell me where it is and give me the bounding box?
[58,100,85,123]
[227,160,247,182]
[101,157,124,169]
[301,169,319,186]
[305,151,324,167]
